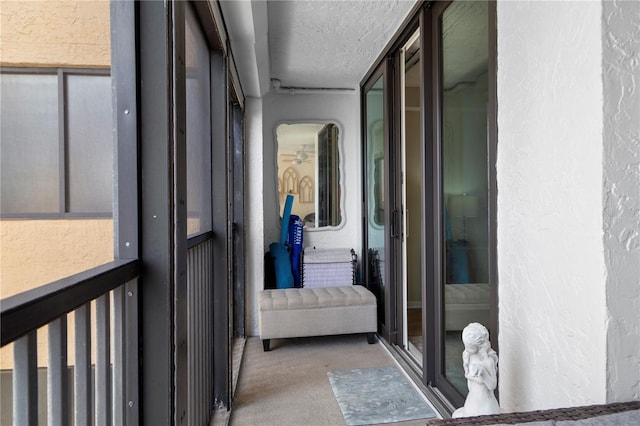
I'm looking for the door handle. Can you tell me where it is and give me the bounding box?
[391,209,401,238]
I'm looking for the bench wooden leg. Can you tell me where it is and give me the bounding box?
[262,339,271,352]
[367,332,377,344]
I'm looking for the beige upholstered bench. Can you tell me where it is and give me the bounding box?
[258,285,377,351]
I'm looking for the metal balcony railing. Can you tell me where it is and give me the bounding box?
[1,259,141,426]
[186,233,215,425]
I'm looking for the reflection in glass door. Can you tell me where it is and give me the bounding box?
[401,29,424,364]
[440,1,490,396]
[364,75,387,332]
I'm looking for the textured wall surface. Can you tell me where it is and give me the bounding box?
[0,219,113,369]
[262,92,362,253]
[602,0,640,402]
[0,0,110,67]
[246,91,361,336]
[496,1,607,411]
[245,97,266,336]
[0,219,113,299]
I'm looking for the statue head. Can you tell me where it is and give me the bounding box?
[461,322,490,354]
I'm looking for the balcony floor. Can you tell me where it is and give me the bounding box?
[224,334,441,425]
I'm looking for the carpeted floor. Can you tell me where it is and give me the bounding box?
[227,334,441,426]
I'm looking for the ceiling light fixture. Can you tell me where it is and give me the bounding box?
[296,148,308,161]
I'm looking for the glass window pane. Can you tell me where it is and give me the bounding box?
[66,74,113,213]
[185,5,212,236]
[365,75,386,328]
[0,73,60,214]
[441,1,490,396]
[402,30,424,364]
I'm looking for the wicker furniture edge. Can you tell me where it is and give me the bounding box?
[425,400,640,425]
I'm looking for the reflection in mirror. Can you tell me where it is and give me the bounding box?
[276,122,342,228]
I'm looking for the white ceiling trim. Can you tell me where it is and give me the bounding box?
[219,0,271,97]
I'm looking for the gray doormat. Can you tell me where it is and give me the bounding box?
[327,366,437,425]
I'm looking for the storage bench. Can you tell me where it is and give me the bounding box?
[258,285,377,351]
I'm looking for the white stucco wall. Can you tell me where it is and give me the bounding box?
[497,0,607,411]
[602,0,640,402]
[262,92,362,251]
[244,91,362,336]
[245,96,265,336]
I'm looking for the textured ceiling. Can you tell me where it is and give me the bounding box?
[220,0,484,97]
[267,0,418,90]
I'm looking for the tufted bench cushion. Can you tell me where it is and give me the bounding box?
[258,285,377,351]
[260,286,376,311]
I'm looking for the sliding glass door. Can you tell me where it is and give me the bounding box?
[400,29,425,365]
[362,64,391,338]
[438,0,492,399]
[361,0,496,410]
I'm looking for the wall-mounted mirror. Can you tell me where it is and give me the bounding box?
[276,122,342,228]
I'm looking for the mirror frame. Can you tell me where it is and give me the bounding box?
[273,119,346,231]
[367,119,385,229]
